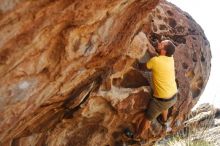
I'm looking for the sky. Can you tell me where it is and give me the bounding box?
[167,0,220,108]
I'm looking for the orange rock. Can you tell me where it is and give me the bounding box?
[0,0,211,145]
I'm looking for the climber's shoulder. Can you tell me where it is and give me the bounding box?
[146,56,158,70]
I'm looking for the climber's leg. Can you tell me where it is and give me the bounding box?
[134,97,162,138]
[161,109,168,122]
[155,95,177,125]
[136,95,177,137]
[125,95,177,138]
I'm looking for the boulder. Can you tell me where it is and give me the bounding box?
[0,0,211,145]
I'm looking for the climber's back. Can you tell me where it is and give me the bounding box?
[146,55,177,99]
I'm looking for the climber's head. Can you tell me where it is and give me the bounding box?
[157,40,175,57]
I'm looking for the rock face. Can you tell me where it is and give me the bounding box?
[0,0,211,146]
[185,103,219,129]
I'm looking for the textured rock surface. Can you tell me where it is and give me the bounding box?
[185,103,219,128]
[0,0,211,145]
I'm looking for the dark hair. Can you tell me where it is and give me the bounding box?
[164,41,175,57]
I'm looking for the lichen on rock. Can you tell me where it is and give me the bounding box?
[0,0,211,145]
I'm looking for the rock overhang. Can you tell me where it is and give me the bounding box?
[0,0,211,145]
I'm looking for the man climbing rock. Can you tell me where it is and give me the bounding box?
[125,40,178,139]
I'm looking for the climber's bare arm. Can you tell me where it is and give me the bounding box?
[147,48,158,58]
[139,47,156,71]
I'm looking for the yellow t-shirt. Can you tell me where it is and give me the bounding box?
[146,56,177,99]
